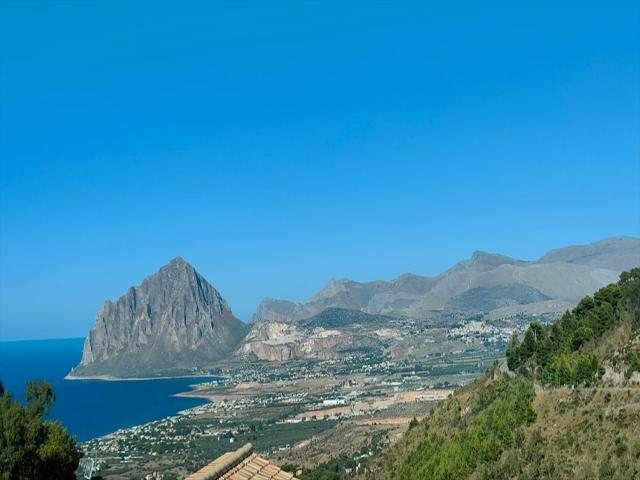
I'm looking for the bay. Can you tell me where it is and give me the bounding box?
[0,338,213,441]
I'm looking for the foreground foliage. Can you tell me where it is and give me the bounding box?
[400,378,535,480]
[288,454,357,480]
[0,381,81,480]
[507,268,640,386]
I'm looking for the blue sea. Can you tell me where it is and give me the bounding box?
[0,338,213,441]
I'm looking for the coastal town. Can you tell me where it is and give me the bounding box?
[81,331,508,479]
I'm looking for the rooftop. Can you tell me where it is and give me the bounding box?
[185,443,297,480]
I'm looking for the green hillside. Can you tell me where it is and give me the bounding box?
[301,307,398,328]
[358,268,640,480]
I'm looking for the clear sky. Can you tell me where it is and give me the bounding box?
[1,1,639,340]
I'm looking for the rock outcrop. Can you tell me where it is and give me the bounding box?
[238,315,386,362]
[70,257,248,378]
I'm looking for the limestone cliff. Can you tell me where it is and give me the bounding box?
[70,257,248,378]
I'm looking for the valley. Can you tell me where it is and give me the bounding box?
[80,335,505,479]
[67,237,640,479]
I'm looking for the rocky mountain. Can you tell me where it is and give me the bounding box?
[238,308,397,362]
[72,237,640,376]
[69,257,248,378]
[252,237,640,325]
[538,235,640,270]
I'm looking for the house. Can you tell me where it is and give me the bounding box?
[185,443,297,480]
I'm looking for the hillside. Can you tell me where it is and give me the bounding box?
[253,237,640,325]
[355,268,640,479]
[300,308,398,329]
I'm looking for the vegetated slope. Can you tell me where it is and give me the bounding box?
[358,268,640,480]
[300,307,398,329]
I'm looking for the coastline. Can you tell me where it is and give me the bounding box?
[173,388,218,401]
[78,383,221,442]
[3,337,224,442]
[64,372,225,382]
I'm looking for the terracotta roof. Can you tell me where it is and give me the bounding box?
[185,443,297,480]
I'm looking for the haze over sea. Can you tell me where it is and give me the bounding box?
[0,338,211,441]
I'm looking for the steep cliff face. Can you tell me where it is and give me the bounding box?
[238,320,345,361]
[238,311,388,362]
[70,257,248,378]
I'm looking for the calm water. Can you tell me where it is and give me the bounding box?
[0,338,213,441]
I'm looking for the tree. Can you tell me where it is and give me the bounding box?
[519,321,545,363]
[574,353,601,386]
[25,381,55,416]
[506,332,520,370]
[0,381,80,480]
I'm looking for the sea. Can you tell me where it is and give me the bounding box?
[0,337,213,441]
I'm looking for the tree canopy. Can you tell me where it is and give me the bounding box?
[506,268,640,387]
[0,381,81,480]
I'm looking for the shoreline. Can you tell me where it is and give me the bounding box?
[73,378,224,443]
[173,389,217,401]
[64,372,225,382]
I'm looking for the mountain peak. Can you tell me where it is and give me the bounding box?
[71,258,247,378]
[157,257,201,280]
[539,236,640,269]
[145,257,200,287]
[309,277,354,302]
[469,250,520,267]
[167,256,191,269]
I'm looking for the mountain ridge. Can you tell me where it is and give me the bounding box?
[252,236,640,323]
[72,236,639,377]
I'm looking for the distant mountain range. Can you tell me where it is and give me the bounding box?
[253,236,640,323]
[70,237,639,378]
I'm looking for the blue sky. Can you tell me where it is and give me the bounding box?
[1,1,639,340]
